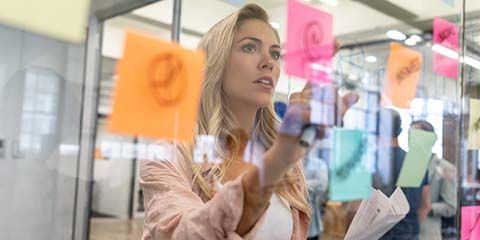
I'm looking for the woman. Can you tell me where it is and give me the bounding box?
[140,3,355,240]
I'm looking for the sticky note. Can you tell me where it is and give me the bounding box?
[0,0,91,43]
[433,17,459,79]
[397,128,437,187]
[108,30,204,141]
[383,43,422,108]
[461,206,480,240]
[329,128,371,201]
[285,0,334,83]
[468,99,480,149]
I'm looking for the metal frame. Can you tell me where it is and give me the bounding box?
[73,14,102,240]
[73,0,181,239]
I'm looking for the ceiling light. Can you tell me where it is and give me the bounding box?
[409,34,422,42]
[404,38,417,46]
[431,44,459,59]
[386,30,407,41]
[462,56,480,70]
[365,55,377,63]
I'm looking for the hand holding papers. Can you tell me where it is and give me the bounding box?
[345,187,410,240]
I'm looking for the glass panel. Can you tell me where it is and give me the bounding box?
[90,0,469,239]
[0,25,85,239]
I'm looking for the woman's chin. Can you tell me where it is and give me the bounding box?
[254,99,273,108]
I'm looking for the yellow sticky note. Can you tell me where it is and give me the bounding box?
[468,99,480,149]
[383,43,422,108]
[108,30,204,141]
[0,0,91,43]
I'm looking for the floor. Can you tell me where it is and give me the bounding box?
[89,218,144,240]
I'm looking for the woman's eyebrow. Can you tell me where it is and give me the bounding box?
[238,36,262,44]
[238,36,281,49]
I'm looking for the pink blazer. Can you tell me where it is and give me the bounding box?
[139,143,310,239]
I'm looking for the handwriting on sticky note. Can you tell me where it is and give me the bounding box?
[334,139,366,180]
[396,57,421,84]
[285,0,334,83]
[468,99,480,149]
[438,26,456,43]
[434,17,459,48]
[149,53,187,105]
[108,30,204,141]
[396,128,437,187]
[383,43,422,108]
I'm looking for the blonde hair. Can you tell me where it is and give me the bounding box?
[179,4,310,216]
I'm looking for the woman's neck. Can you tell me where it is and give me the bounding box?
[228,100,258,134]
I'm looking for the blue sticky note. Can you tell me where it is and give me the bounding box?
[329,128,372,201]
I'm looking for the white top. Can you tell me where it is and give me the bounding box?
[255,193,293,240]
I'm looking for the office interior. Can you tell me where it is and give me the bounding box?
[0,0,479,239]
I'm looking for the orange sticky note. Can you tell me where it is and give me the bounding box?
[382,43,422,108]
[108,30,204,141]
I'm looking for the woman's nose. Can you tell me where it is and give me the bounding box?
[260,54,274,71]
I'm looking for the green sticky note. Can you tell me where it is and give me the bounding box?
[329,128,372,201]
[396,128,437,187]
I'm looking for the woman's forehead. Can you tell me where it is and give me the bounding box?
[235,19,279,45]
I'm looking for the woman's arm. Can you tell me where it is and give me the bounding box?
[140,148,267,240]
[236,84,359,235]
[236,136,305,235]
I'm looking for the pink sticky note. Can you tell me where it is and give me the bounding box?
[461,206,480,240]
[285,0,334,83]
[433,17,459,79]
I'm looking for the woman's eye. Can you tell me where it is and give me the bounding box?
[242,44,256,53]
[271,51,281,60]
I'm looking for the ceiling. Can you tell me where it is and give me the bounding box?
[97,0,480,118]
[130,0,479,42]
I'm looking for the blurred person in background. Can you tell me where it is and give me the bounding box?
[304,141,329,240]
[377,108,431,240]
[411,120,457,240]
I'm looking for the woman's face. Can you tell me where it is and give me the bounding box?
[223,19,281,109]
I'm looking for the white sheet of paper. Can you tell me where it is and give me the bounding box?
[345,187,410,240]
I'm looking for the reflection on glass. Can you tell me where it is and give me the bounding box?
[19,68,59,154]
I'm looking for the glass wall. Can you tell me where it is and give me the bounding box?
[0,25,85,240]
[2,0,480,239]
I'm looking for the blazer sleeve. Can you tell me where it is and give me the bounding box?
[139,144,266,240]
